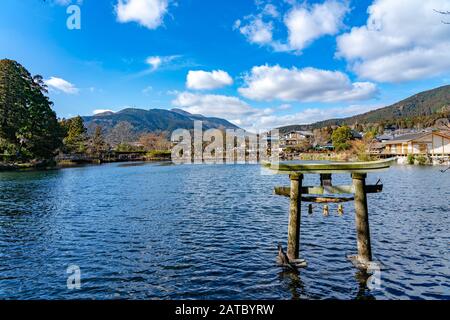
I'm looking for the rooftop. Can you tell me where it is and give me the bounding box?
[384,132,429,143]
[383,130,450,144]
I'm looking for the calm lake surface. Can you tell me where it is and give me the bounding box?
[0,162,449,300]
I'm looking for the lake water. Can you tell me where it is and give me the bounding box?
[0,162,449,300]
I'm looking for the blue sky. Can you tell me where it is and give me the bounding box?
[1,0,449,131]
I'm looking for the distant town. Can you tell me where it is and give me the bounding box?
[275,127,450,165]
[1,59,449,169]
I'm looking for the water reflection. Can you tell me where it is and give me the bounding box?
[0,163,449,299]
[354,270,376,300]
[278,269,306,300]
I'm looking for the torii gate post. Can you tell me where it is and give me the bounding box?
[287,174,302,260]
[267,158,396,270]
[352,173,372,263]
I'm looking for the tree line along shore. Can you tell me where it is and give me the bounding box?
[2,59,448,171]
[0,59,171,171]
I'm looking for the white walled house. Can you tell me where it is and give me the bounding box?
[280,131,313,148]
[383,131,450,156]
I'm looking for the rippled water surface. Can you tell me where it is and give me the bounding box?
[0,163,449,300]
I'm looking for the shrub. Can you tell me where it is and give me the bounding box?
[114,143,142,153]
[146,150,171,159]
[416,155,428,165]
[349,140,373,161]
[331,126,353,151]
[407,154,415,165]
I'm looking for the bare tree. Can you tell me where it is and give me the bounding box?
[107,121,135,146]
[434,9,450,24]
[139,132,171,151]
[435,118,450,129]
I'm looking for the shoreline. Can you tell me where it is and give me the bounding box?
[1,155,449,173]
[0,156,173,172]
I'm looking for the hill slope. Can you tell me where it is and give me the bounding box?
[278,85,450,133]
[82,108,240,134]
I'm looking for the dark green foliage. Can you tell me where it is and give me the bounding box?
[87,125,108,157]
[416,155,428,165]
[0,60,28,144]
[114,143,142,153]
[0,59,63,161]
[60,116,88,153]
[146,150,171,159]
[331,126,353,151]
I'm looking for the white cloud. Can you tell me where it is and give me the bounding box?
[235,0,349,53]
[146,55,179,71]
[336,0,450,82]
[235,17,274,46]
[186,70,233,90]
[172,92,258,119]
[171,91,276,131]
[116,0,169,29]
[171,91,381,132]
[239,65,377,103]
[53,0,83,5]
[93,109,115,115]
[87,87,103,93]
[278,104,292,110]
[284,0,349,52]
[44,77,79,94]
[247,104,382,132]
[262,4,279,18]
[147,56,162,70]
[142,86,153,95]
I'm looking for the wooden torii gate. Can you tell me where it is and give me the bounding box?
[265,158,396,269]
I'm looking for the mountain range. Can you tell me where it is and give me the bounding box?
[278,85,450,133]
[82,85,450,136]
[83,108,240,135]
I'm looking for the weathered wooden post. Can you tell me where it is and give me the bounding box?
[287,174,303,260]
[352,173,372,264]
[269,158,395,270]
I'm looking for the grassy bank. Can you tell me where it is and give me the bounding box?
[0,151,173,172]
[0,160,57,171]
[144,150,172,161]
